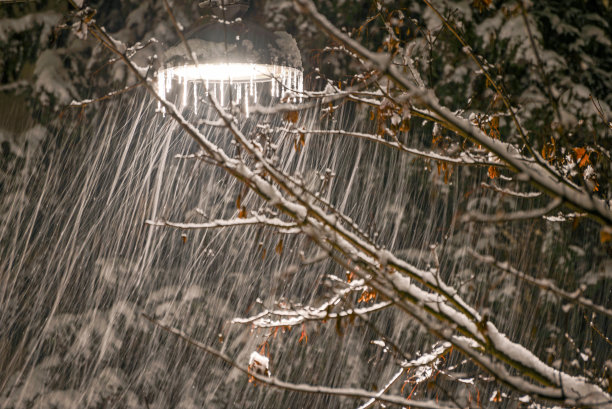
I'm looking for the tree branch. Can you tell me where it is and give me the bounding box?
[146,215,299,233]
[81,3,612,406]
[266,126,502,167]
[293,0,612,227]
[469,249,612,319]
[142,313,459,409]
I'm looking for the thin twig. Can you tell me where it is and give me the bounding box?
[276,127,501,167]
[481,182,542,198]
[469,249,612,319]
[142,313,459,409]
[419,0,571,189]
[295,0,612,226]
[68,81,144,108]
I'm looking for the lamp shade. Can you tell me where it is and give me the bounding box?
[157,17,304,114]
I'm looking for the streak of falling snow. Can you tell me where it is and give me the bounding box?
[193,81,197,111]
[219,80,225,105]
[157,70,165,112]
[0,90,436,408]
[0,70,608,409]
[182,76,187,107]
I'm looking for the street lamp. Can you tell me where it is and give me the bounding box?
[156,0,303,116]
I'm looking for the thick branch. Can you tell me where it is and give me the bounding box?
[84,4,611,406]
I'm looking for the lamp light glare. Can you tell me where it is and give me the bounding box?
[156,63,304,115]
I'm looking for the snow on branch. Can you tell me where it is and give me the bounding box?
[295,221,610,405]
[266,126,501,167]
[143,314,460,409]
[480,182,542,198]
[403,342,452,370]
[145,215,299,233]
[389,269,611,405]
[0,11,61,43]
[89,6,611,406]
[293,0,612,227]
[233,277,391,328]
[68,82,144,108]
[233,301,392,329]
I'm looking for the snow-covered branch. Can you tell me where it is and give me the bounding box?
[264,126,501,167]
[291,2,612,406]
[480,182,542,198]
[145,215,299,233]
[356,368,405,409]
[233,301,392,329]
[143,314,459,409]
[85,4,611,407]
[232,277,391,328]
[294,0,612,227]
[68,82,143,108]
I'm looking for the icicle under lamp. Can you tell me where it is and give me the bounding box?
[156,0,304,116]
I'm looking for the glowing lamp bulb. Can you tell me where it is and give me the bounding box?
[156,63,304,116]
